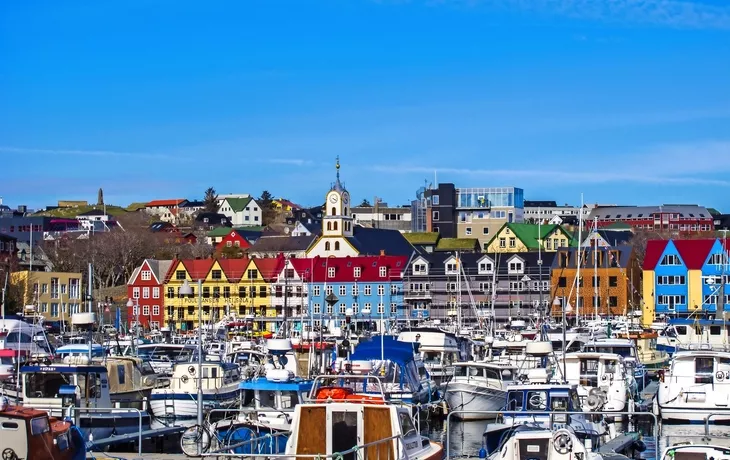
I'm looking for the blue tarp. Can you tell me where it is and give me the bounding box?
[350,336,417,364]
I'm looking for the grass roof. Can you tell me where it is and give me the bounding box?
[404,232,440,245]
[126,202,148,212]
[435,238,480,251]
[35,205,128,218]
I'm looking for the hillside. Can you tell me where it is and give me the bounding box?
[35,204,129,218]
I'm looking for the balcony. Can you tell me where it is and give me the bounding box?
[404,291,433,300]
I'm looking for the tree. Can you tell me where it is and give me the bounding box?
[219,245,245,259]
[258,190,278,226]
[203,187,218,213]
[359,199,371,207]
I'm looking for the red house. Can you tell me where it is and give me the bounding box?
[589,204,714,234]
[126,259,174,330]
[216,229,254,252]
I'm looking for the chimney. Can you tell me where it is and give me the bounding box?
[380,249,385,256]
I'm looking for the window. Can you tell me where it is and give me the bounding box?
[328,267,336,278]
[152,287,160,299]
[379,266,387,277]
[377,285,385,296]
[558,277,567,287]
[483,228,489,235]
[364,285,372,296]
[657,275,686,285]
[413,264,427,275]
[592,277,600,287]
[133,287,140,299]
[364,302,372,313]
[660,254,681,266]
[465,227,472,235]
[499,237,506,248]
[509,237,516,248]
[709,253,725,265]
[391,284,398,295]
[391,303,397,314]
[326,303,333,314]
[609,276,618,287]
[339,303,347,314]
[479,282,491,292]
[325,285,333,295]
[141,270,152,281]
[354,267,361,278]
[212,270,222,280]
[313,286,320,296]
[695,357,714,384]
[203,287,210,298]
[352,285,359,296]
[445,262,458,274]
[176,270,186,280]
[313,303,321,314]
[478,261,493,273]
[609,296,618,307]
[334,241,340,251]
[339,285,347,296]
[167,287,174,298]
[508,261,523,274]
[142,287,150,299]
[432,211,440,221]
[432,195,439,205]
[153,305,160,316]
[143,306,150,316]
[377,303,385,314]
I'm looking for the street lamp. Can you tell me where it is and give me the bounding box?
[179,278,204,441]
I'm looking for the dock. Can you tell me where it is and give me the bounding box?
[90,425,189,451]
[92,455,188,460]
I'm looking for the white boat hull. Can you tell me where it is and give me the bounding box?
[659,405,730,423]
[444,382,506,420]
[150,388,240,419]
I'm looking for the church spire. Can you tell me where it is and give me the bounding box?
[332,156,345,192]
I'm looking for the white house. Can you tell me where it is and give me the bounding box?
[218,197,263,227]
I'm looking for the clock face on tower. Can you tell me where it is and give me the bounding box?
[329,194,339,203]
[343,194,349,205]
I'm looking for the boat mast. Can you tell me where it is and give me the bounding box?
[538,209,543,323]
[575,193,584,326]
[593,216,599,322]
[456,251,462,332]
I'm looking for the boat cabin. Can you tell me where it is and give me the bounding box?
[0,349,29,382]
[562,352,629,411]
[0,401,85,460]
[665,350,730,386]
[56,343,105,359]
[452,362,516,385]
[239,374,313,428]
[21,359,113,416]
[170,361,241,391]
[505,384,581,422]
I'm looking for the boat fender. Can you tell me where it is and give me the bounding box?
[658,370,665,383]
[181,375,189,384]
[188,366,196,375]
[552,430,573,454]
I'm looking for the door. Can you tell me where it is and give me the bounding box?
[331,411,359,460]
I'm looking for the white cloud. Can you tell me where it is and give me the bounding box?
[264,158,315,166]
[0,146,178,160]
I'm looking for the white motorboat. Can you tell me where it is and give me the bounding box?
[150,361,241,419]
[443,361,516,420]
[562,352,632,415]
[657,349,730,423]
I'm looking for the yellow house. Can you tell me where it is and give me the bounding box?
[162,256,285,332]
[485,223,575,253]
[272,198,299,212]
[10,271,84,320]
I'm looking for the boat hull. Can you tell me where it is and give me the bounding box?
[659,405,730,424]
[444,382,506,420]
[78,412,152,443]
[150,389,240,419]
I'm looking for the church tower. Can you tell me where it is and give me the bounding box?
[323,157,354,238]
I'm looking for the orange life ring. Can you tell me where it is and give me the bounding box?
[315,387,353,401]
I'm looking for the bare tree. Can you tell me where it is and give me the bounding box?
[203,187,218,213]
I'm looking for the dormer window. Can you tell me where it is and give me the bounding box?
[354,267,361,278]
[413,263,428,275]
[445,262,458,274]
[328,267,335,278]
[478,262,493,273]
[508,261,524,274]
[379,267,387,277]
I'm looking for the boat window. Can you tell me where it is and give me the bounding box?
[1,422,18,429]
[551,396,569,411]
[258,390,277,409]
[579,359,599,387]
[26,372,77,399]
[88,373,101,399]
[604,360,618,375]
[139,361,156,375]
[695,357,714,384]
[469,367,482,377]
[711,326,722,335]
[280,391,299,409]
[331,411,358,460]
[398,411,417,437]
[5,332,32,344]
[506,391,524,411]
[423,352,439,363]
[454,366,468,377]
[718,358,730,373]
[526,391,548,411]
[500,369,514,382]
[571,391,581,410]
[117,365,126,385]
[0,357,13,365]
[30,417,50,436]
[675,326,687,336]
[211,367,218,379]
[485,368,504,381]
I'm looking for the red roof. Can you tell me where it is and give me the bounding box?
[673,239,717,270]
[305,255,409,283]
[146,199,186,208]
[254,255,286,282]
[216,258,251,282]
[643,240,669,270]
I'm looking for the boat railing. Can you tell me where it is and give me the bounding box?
[310,374,388,401]
[202,432,407,459]
[445,409,659,460]
[64,406,144,456]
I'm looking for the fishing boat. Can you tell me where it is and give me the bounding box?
[397,328,463,386]
[657,349,730,423]
[0,397,87,460]
[657,318,730,354]
[149,361,241,419]
[443,361,517,420]
[101,356,170,408]
[488,427,592,460]
[236,371,313,431]
[582,338,647,390]
[613,329,670,377]
[20,357,151,440]
[135,343,195,376]
[660,443,730,460]
[284,375,443,460]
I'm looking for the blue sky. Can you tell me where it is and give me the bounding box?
[2,0,730,211]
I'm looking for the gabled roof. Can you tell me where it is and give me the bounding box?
[673,239,717,270]
[413,251,556,275]
[195,212,229,223]
[307,255,410,283]
[589,204,712,220]
[248,235,317,253]
[146,199,186,208]
[215,258,251,282]
[254,256,286,282]
[489,223,574,249]
[223,197,254,212]
[345,226,415,257]
[180,200,204,208]
[129,259,175,285]
[643,240,669,270]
